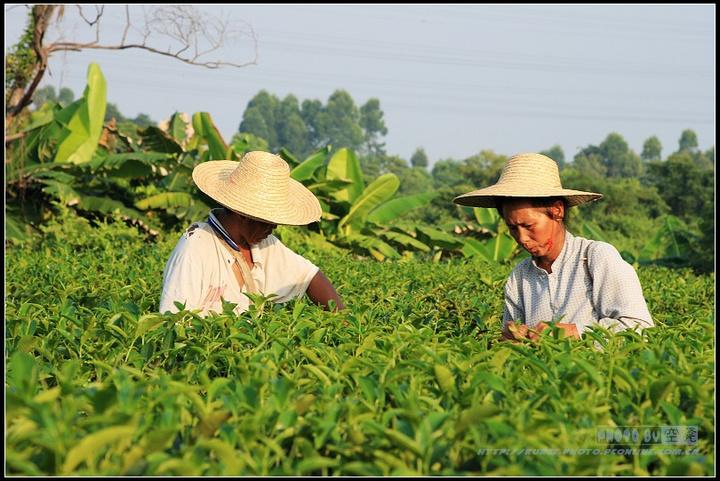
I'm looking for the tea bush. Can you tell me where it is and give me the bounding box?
[5,218,715,475]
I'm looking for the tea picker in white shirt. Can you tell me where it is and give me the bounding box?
[160,151,344,316]
[454,152,653,342]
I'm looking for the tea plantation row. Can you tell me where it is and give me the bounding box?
[5,219,715,475]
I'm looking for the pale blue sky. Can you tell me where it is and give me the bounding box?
[5,4,715,165]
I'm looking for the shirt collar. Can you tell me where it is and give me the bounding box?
[208,209,262,266]
[530,230,574,274]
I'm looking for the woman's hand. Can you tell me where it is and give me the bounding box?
[501,322,530,343]
[554,322,580,339]
[501,321,579,342]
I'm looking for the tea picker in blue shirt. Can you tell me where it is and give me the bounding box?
[454,152,653,342]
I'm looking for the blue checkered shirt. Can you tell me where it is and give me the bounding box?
[503,231,654,336]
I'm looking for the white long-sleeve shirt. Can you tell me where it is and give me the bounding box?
[503,231,653,336]
[160,212,318,316]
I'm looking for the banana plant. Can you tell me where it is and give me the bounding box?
[285,147,440,259]
[5,63,143,238]
[637,215,694,265]
[459,208,518,263]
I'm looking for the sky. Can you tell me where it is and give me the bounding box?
[5,4,716,167]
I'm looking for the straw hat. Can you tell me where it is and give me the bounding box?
[192,151,322,225]
[453,152,603,208]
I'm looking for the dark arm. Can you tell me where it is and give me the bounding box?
[306,270,345,311]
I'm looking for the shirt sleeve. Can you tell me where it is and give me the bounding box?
[587,242,654,333]
[159,236,204,314]
[263,237,319,303]
[503,269,524,327]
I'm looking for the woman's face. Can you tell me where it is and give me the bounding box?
[502,199,563,258]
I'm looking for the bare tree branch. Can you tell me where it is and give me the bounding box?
[121,5,131,45]
[75,4,104,28]
[6,5,259,129]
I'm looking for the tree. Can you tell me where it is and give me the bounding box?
[431,150,507,190]
[398,167,433,195]
[432,158,466,188]
[104,101,154,128]
[646,151,713,219]
[315,90,365,153]
[645,151,714,272]
[540,144,565,169]
[600,132,642,177]
[132,113,154,128]
[32,85,75,108]
[105,102,125,123]
[359,98,388,157]
[238,89,389,161]
[575,133,642,178]
[239,90,279,147]
[300,98,323,147]
[276,95,310,156]
[572,152,607,178]
[410,147,429,169]
[641,136,662,161]
[460,150,507,187]
[678,129,699,153]
[5,4,258,130]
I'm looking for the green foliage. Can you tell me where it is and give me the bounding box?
[645,152,714,219]
[575,133,643,178]
[5,8,37,104]
[33,85,75,109]
[637,215,696,266]
[410,147,429,169]
[326,148,365,204]
[432,150,507,190]
[5,223,715,476]
[238,89,388,160]
[641,136,662,162]
[54,64,107,165]
[459,208,519,263]
[284,147,439,259]
[4,65,243,238]
[677,129,699,153]
[339,174,400,235]
[104,100,155,128]
[6,68,713,274]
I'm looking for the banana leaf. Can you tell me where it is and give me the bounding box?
[291,147,330,181]
[55,63,106,165]
[344,233,400,261]
[192,112,232,160]
[135,192,195,210]
[39,179,81,205]
[91,152,174,170]
[5,215,31,242]
[326,148,364,203]
[378,230,431,252]
[77,195,142,219]
[639,215,692,263]
[473,207,501,231]
[139,126,184,154]
[338,174,399,234]
[367,191,438,225]
[416,225,463,249]
[463,234,517,263]
[168,112,189,145]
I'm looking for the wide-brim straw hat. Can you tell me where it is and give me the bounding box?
[192,151,322,225]
[453,152,603,208]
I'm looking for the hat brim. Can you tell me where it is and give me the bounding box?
[192,161,322,225]
[453,186,603,208]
